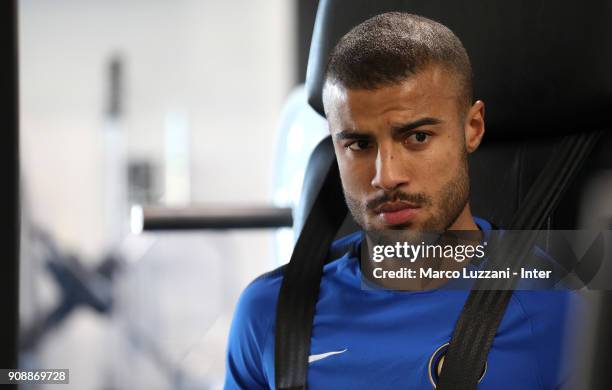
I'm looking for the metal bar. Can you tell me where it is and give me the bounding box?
[135,205,293,231]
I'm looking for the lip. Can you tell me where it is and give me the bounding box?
[375,202,420,225]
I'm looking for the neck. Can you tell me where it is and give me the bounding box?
[448,203,478,231]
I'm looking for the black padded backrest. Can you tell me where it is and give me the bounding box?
[293,136,337,236]
[293,0,612,232]
[294,135,360,240]
[306,0,612,139]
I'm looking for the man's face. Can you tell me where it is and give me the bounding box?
[324,64,485,232]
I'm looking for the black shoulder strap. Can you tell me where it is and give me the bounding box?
[275,157,347,390]
[437,129,603,390]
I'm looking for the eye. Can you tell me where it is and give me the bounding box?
[406,131,430,145]
[346,139,372,151]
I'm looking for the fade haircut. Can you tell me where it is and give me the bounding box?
[324,12,473,114]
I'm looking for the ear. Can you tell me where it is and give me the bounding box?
[464,100,485,153]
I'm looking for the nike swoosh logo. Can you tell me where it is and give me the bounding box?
[308,349,348,364]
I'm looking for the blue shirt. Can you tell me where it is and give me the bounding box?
[225,218,573,389]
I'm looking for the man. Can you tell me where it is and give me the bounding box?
[225,13,570,389]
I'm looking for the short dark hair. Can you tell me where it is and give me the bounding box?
[324,12,472,111]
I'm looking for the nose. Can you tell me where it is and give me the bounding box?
[370,144,410,191]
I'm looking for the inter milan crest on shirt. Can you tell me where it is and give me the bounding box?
[428,342,487,388]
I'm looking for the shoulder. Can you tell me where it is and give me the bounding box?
[234,230,363,321]
[510,290,574,341]
[230,230,363,339]
[225,265,286,389]
[512,290,572,314]
[233,264,285,326]
[228,264,286,351]
[511,290,577,387]
[510,290,575,340]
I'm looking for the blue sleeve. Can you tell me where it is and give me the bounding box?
[224,273,280,390]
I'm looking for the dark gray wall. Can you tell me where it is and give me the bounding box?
[0,0,19,384]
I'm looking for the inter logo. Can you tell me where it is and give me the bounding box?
[428,342,487,388]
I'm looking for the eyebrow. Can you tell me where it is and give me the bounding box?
[334,130,372,141]
[390,117,442,138]
[334,117,442,141]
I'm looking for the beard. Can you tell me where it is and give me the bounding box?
[344,149,470,238]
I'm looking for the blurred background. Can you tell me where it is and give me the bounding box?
[12,1,612,389]
[17,1,324,389]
